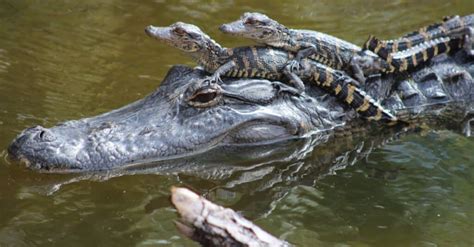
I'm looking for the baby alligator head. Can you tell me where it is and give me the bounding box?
[145,22,223,57]
[220,12,290,47]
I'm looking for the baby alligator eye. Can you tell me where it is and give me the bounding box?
[173,26,187,35]
[187,88,221,107]
[244,18,257,25]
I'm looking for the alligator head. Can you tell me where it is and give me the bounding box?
[8,65,342,172]
[144,22,227,62]
[219,12,291,47]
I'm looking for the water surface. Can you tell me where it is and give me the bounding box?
[0,0,473,246]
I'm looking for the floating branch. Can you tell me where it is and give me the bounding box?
[171,187,291,247]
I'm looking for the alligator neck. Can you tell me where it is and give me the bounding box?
[264,28,296,51]
[190,39,231,72]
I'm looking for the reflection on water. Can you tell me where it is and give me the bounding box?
[0,0,473,246]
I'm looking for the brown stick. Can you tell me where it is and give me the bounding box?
[170,187,292,247]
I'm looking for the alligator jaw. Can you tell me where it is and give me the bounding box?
[219,21,245,35]
[145,25,173,43]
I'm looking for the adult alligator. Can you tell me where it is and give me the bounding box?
[7,48,474,172]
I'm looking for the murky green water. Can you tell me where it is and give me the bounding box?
[1,0,473,246]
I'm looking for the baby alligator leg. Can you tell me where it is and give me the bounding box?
[206,60,237,84]
[349,53,388,85]
[287,44,319,73]
[283,64,306,92]
[284,43,370,86]
[349,55,368,84]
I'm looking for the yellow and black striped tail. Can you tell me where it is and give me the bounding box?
[386,37,463,73]
[336,82,398,124]
[311,64,398,124]
[363,14,474,56]
[363,34,431,58]
[363,35,391,59]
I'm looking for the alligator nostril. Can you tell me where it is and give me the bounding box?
[145,25,157,37]
[219,24,229,33]
[39,130,45,139]
[36,129,56,142]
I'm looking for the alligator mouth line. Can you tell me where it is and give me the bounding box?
[13,155,83,174]
[116,120,302,172]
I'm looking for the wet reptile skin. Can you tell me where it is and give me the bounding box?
[7,50,474,172]
[220,12,473,80]
[145,22,398,123]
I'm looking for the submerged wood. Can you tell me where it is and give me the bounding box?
[170,187,291,247]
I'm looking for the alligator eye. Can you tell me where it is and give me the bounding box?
[245,17,268,26]
[173,27,187,35]
[244,18,257,25]
[187,88,221,107]
[192,91,217,103]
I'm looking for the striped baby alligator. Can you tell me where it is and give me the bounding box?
[364,14,474,59]
[219,12,471,84]
[145,22,397,123]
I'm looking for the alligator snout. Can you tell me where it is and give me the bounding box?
[8,126,57,166]
[219,24,231,33]
[219,23,242,34]
[13,126,56,146]
[145,25,171,40]
[27,126,56,142]
[144,25,157,37]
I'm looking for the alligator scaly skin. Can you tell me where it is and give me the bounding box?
[223,46,396,122]
[378,36,466,73]
[219,13,367,81]
[145,22,398,123]
[363,14,474,58]
[8,49,474,172]
[219,12,472,83]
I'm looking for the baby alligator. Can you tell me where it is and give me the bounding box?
[145,22,397,123]
[219,12,467,83]
[363,14,474,59]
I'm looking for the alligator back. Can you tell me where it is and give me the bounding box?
[222,46,398,123]
[290,29,361,70]
[224,46,293,80]
[366,52,474,127]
